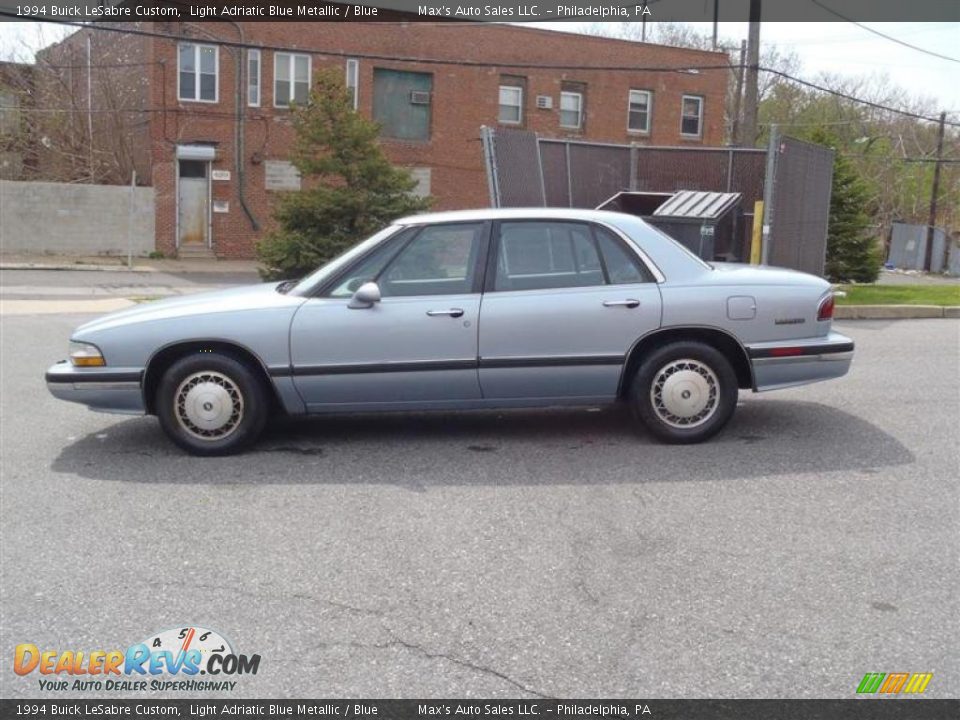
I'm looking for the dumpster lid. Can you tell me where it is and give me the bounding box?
[652,190,741,220]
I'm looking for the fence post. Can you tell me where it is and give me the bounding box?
[480,126,500,208]
[127,170,136,269]
[761,124,779,265]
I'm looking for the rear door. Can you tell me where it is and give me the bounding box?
[478,220,662,401]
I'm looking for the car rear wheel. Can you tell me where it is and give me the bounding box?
[630,341,738,444]
[156,353,267,456]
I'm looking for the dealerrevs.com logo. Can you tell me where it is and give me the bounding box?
[14,626,261,692]
[857,672,933,695]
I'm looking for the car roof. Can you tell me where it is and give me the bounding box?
[394,207,641,226]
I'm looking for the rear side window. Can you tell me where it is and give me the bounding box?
[495,222,604,291]
[494,221,651,290]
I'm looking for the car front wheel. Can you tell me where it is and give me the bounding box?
[631,341,738,444]
[156,353,268,456]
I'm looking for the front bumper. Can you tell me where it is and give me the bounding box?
[746,331,854,392]
[45,361,145,415]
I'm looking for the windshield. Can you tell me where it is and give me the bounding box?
[288,226,403,296]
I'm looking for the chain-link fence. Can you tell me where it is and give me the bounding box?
[481,127,834,275]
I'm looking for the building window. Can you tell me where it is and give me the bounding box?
[178,43,217,103]
[247,50,260,107]
[681,95,703,137]
[499,85,523,125]
[559,90,583,130]
[346,59,359,110]
[274,53,311,107]
[628,89,651,133]
[372,68,433,141]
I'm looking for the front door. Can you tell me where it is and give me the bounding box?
[478,220,663,400]
[289,222,487,411]
[177,160,209,249]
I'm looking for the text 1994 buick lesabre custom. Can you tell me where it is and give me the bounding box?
[46,209,853,455]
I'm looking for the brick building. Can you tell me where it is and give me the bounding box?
[39,21,727,259]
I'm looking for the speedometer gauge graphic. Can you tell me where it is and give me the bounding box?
[138,626,233,664]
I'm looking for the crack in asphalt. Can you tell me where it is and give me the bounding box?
[313,637,552,699]
[146,580,383,618]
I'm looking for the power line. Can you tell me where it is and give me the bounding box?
[4,12,959,129]
[810,0,960,65]
[759,68,960,127]
[0,13,733,73]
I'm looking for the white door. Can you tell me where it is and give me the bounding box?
[178,160,209,248]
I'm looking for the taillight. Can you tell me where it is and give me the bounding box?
[817,295,835,321]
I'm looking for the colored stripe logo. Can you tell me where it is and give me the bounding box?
[857,672,933,694]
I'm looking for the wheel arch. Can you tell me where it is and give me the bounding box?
[618,325,754,396]
[142,339,283,415]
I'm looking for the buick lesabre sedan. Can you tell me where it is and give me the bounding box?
[46,209,854,455]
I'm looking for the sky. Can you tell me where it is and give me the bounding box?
[1,20,958,114]
[532,22,960,113]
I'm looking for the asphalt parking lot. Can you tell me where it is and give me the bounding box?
[0,313,957,699]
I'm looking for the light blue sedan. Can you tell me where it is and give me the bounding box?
[46,209,853,454]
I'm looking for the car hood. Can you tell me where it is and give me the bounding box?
[73,282,306,336]
[705,263,829,289]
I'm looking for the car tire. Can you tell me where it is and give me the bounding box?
[156,353,268,456]
[630,341,738,444]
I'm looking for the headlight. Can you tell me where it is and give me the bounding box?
[69,341,105,367]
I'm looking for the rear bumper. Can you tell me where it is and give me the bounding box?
[746,331,854,392]
[45,361,145,415]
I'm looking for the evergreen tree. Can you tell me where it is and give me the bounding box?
[810,128,882,283]
[257,68,431,280]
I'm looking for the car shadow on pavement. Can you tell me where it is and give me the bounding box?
[51,399,914,486]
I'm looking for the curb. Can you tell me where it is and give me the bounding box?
[0,262,157,273]
[836,305,960,320]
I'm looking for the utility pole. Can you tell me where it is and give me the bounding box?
[742,0,762,148]
[732,40,747,146]
[86,32,94,183]
[923,111,946,271]
[712,0,719,50]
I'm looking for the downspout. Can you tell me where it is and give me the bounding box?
[228,22,259,232]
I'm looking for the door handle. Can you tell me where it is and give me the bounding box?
[602,299,640,308]
[426,308,465,318]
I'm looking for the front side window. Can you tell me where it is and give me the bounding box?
[247,50,261,107]
[275,53,311,107]
[379,223,482,296]
[179,44,217,102]
[681,95,703,137]
[499,85,523,125]
[495,222,604,291]
[559,91,583,130]
[628,89,651,133]
[329,223,482,298]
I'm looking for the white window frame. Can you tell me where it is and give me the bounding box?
[346,58,359,110]
[178,43,219,104]
[559,91,583,130]
[247,49,261,107]
[498,84,523,125]
[627,89,652,134]
[273,52,312,108]
[681,94,704,138]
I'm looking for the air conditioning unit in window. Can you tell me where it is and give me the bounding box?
[536,95,554,109]
[409,91,432,105]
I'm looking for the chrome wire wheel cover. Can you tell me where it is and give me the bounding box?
[174,371,244,441]
[650,359,720,429]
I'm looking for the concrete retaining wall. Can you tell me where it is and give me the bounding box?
[0,180,155,256]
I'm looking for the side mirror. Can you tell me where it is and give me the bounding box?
[348,281,381,309]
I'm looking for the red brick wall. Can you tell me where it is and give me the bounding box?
[141,22,727,258]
